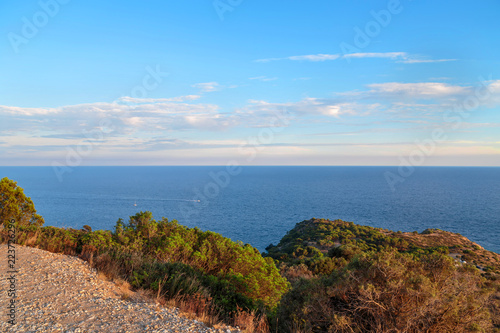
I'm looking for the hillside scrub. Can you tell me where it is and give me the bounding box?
[265,218,500,276]
[1,210,289,329]
[266,218,500,332]
[275,250,492,332]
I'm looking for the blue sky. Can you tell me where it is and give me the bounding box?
[1,0,499,166]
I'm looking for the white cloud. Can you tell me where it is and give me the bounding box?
[237,80,500,123]
[238,80,500,121]
[254,57,284,63]
[335,80,500,105]
[238,98,379,121]
[249,76,278,82]
[0,105,59,116]
[192,82,220,92]
[344,52,456,63]
[344,52,407,59]
[2,79,500,166]
[256,54,339,62]
[116,95,201,103]
[0,96,236,137]
[256,52,457,64]
[288,54,340,61]
[3,80,499,139]
[398,58,456,64]
[122,116,145,126]
[289,98,377,117]
[487,80,500,93]
[365,82,469,99]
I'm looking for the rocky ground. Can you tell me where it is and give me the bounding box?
[0,244,239,333]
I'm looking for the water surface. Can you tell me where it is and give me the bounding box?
[1,166,498,253]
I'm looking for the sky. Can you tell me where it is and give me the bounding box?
[1,0,500,166]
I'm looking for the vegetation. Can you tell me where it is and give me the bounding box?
[2,178,500,332]
[265,218,500,276]
[266,218,500,332]
[2,212,288,327]
[275,250,492,332]
[0,177,44,227]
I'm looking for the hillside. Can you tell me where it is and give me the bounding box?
[265,218,500,332]
[265,218,500,275]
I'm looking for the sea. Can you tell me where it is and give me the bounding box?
[1,166,499,253]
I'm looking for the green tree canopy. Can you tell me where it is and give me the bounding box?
[0,177,44,227]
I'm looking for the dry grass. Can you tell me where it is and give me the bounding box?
[97,271,108,281]
[114,278,134,299]
[279,263,313,284]
[171,294,221,328]
[233,306,270,333]
[396,230,500,274]
[396,230,478,248]
[160,293,270,331]
[24,230,40,246]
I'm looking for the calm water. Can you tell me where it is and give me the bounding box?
[1,166,499,253]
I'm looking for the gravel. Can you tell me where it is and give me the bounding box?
[0,244,240,333]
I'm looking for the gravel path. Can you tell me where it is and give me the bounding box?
[0,244,239,333]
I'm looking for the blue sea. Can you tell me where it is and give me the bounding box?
[1,166,499,253]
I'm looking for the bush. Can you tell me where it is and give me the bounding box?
[274,250,493,332]
[0,177,44,228]
[113,212,290,309]
[7,210,289,322]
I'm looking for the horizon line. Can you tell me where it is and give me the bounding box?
[1,165,499,168]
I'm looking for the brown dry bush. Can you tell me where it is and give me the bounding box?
[170,293,221,327]
[280,263,314,284]
[276,250,493,333]
[489,284,500,331]
[233,305,270,333]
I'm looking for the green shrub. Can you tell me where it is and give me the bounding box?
[7,210,289,320]
[112,212,290,309]
[0,177,44,227]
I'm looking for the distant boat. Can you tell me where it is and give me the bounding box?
[134,201,137,207]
